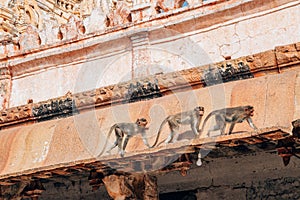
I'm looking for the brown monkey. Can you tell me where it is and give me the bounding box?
[292,119,300,139]
[99,118,150,157]
[200,105,257,137]
[151,106,204,147]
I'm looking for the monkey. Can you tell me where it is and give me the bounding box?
[292,119,300,139]
[151,106,204,147]
[200,105,257,137]
[99,118,151,157]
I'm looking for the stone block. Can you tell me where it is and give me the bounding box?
[246,50,276,72]
[275,44,300,66]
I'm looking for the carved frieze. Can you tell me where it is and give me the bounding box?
[0,0,222,51]
[124,79,162,103]
[0,42,298,128]
[202,61,253,86]
[32,95,77,121]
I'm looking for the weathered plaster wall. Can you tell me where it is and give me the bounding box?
[0,69,298,178]
[9,37,132,107]
[7,1,300,107]
[150,2,300,66]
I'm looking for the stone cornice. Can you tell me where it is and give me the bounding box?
[0,0,298,62]
[0,42,299,129]
[0,127,292,183]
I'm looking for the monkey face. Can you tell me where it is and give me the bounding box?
[195,106,205,116]
[136,118,148,127]
[292,119,300,128]
[245,106,254,117]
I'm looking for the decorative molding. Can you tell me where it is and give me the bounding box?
[124,79,162,103]
[202,62,253,87]
[32,95,77,121]
[0,42,299,128]
[0,0,229,52]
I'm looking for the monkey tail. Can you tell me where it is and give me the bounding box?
[98,124,117,156]
[199,111,214,135]
[151,118,169,148]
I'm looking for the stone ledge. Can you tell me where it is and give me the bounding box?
[0,127,292,182]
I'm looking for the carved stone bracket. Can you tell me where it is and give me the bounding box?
[202,61,253,86]
[32,94,78,121]
[124,79,162,103]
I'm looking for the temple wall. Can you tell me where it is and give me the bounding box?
[0,68,299,178]
[5,1,300,108]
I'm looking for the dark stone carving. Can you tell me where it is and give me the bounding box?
[292,119,300,139]
[21,180,45,199]
[202,66,223,86]
[124,79,162,103]
[202,62,254,86]
[32,97,78,121]
[277,136,295,166]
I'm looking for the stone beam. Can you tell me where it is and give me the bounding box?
[0,57,298,180]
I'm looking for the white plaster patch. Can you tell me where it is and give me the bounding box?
[33,141,50,163]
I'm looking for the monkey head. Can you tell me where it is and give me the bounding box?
[194,106,205,116]
[292,119,300,128]
[244,105,254,117]
[135,118,148,127]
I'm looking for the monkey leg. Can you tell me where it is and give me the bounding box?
[106,140,119,154]
[228,122,236,135]
[165,130,179,144]
[207,124,220,137]
[119,136,129,157]
[164,133,173,144]
[191,122,199,136]
[216,115,226,135]
[142,135,151,148]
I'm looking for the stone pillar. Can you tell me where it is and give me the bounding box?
[102,173,158,200]
[0,66,11,110]
[130,32,152,79]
